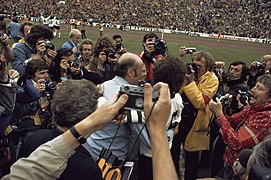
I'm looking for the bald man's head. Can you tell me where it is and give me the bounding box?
[115,53,145,84]
[116,53,142,77]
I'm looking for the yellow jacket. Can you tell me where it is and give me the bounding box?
[182,71,218,151]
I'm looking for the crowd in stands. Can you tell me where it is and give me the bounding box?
[0,0,270,38]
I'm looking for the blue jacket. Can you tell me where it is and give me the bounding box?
[12,43,35,76]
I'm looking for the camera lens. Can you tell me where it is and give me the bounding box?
[124,86,130,91]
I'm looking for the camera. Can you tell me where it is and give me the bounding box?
[213,67,224,76]
[153,39,167,56]
[186,47,196,54]
[217,94,232,108]
[36,41,55,50]
[239,91,250,105]
[186,62,200,75]
[249,61,264,76]
[119,82,159,111]
[104,49,117,60]
[39,106,53,129]
[42,80,57,98]
[69,56,82,69]
[114,42,124,52]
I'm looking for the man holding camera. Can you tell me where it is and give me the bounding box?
[19,79,102,180]
[140,32,166,81]
[84,53,149,163]
[247,54,271,89]
[112,34,127,56]
[211,61,250,176]
[88,36,119,82]
[209,74,271,178]
[0,33,16,137]
[171,51,218,180]
[62,29,81,58]
[14,59,56,156]
[12,24,57,76]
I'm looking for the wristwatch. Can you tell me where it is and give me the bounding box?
[69,126,87,144]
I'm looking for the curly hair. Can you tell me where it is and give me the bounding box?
[25,24,53,47]
[51,79,99,128]
[93,36,114,58]
[153,55,186,97]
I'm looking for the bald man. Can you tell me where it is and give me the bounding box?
[84,53,149,162]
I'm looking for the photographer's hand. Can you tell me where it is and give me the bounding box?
[144,42,155,54]
[9,69,19,79]
[144,82,178,180]
[98,52,107,64]
[184,71,195,85]
[70,66,81,75]
[0,34,13,63]
[0,58,8,83]
[108,54,119,64]
[47,49,57,59]
[209,98,223,117]
[72,46,78,54]
[32,41,46,59]
[35,79,46,93]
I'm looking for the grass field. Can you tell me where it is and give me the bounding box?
[52,26,271,67]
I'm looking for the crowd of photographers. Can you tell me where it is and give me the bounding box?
[1,19,271,180]
[0,0,271,39]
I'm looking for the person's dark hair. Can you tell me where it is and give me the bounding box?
[228,61,248,81]
[0,16,4,21]
[93,36,114,57]
[79,39,94,52]
[246,135,271,179]
[192,51,215,71]
[115,56,137,77]
[12,17,18,23]
[50,48,74,83]
[142,32,159,43]
[112,34,122,41]
[20,21,34,37]
[51,79,99,128]
[25,59,49,80]
[18,59,49,85]
[153,55,186,98]
[25,24,53,46]
[256,74,271,98]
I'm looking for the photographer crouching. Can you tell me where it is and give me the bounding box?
[140,32,167,81]
[14,59,57,158]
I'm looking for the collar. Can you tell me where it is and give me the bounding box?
[113,76,129,85]
[197,71,211,82]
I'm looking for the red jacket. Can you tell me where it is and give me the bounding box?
[216,102,271,165]
[139,51,153,81]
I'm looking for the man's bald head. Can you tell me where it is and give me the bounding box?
[118,53,142,64]
[115,53,145,84]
